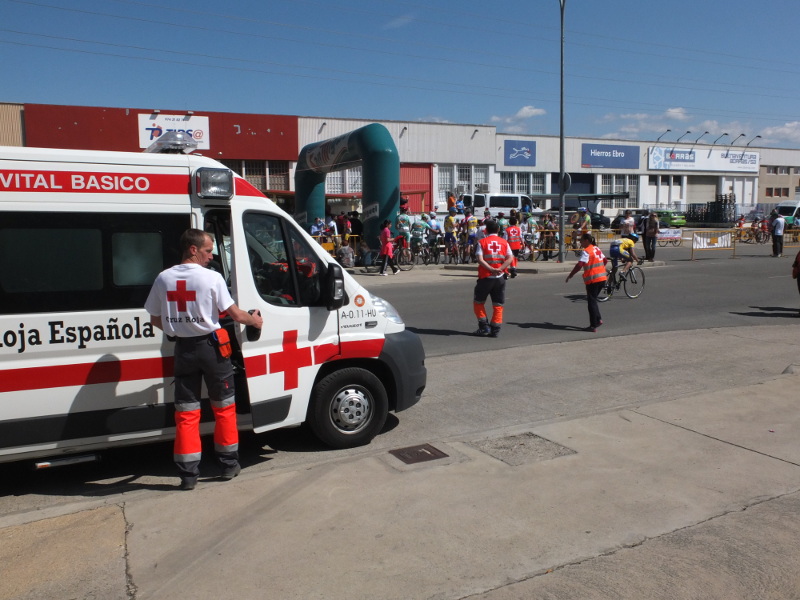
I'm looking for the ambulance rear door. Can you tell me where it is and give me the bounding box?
[227,194,341,432]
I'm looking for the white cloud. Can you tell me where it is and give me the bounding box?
[665,107,690,121]
[488,105,546,132]
[761,121,800,144]
[515,105,546,119]
[383,14,415,29]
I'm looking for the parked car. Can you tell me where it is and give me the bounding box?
[658,209,687,227]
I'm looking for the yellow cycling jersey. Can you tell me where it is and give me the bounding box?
[619,238,635,252]
[444,215,458,233]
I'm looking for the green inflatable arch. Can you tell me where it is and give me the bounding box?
[295,123,400,250]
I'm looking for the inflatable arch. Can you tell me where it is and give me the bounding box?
[295,123,399,250]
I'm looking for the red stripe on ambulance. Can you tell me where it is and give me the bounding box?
[0,170,189,194]
[0,356,174,393]
[0,335,383,393]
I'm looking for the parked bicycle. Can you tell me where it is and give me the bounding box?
[598,263,645,302]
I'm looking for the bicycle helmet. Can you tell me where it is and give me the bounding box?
[625,232,639,242]
[429,212,436,219]
[421,213,429,221]
[448,207,456,214]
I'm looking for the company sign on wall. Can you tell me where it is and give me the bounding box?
[581,143,640,169]
[504,140,536,166]
[648,146,759,173]
[137,114,210,150]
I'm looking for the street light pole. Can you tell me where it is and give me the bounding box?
[558,0,566,262]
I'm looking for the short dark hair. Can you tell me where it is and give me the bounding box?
[484,220,499,234]
[580,232,595,244]
[180,229,210,257]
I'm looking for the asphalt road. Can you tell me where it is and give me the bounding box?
[362,238,799,357]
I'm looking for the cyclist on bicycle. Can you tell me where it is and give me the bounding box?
[461,209,480,247]
[444,207,459,260]
[609,233,641,282]
[410,213,431,250]
[395,205,412,248]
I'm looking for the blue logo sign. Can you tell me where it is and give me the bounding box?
[504,140,536,166]
[581,144,640,169]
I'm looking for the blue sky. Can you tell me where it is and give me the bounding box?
[2,0,799,148]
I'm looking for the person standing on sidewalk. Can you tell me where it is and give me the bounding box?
[771,210,786,257]
[378,219,399,276]
[145,229,263,491]
[473,220,513,338]
[642,212,660,262]
[565,233,608,332]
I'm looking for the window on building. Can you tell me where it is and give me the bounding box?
[500,173,514,192]
[457,165,472,193]
[766,166,778,174]
[474,166,488,189]
[778,167,790,175]
[268,161,290,190]
[326,170,344,194]
[782,188,790,197]
[438,166,454,205]
[347,166,363,193]
[766,188,773,197]
[243,160,267,191]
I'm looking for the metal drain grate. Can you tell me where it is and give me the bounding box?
[389,443,449,465]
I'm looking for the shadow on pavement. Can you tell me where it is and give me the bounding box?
[730,306,800,319]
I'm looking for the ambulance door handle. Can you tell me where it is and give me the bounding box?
[245,309,261,342]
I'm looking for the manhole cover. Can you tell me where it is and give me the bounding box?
[389,443,449,465]
[469,433,575,466]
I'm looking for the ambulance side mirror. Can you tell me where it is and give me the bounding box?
[325,263,346,310]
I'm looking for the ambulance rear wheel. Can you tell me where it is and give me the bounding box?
[309,368,389,448]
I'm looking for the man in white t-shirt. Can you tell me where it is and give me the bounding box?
[145,229,263,491]
[771,210,786,257]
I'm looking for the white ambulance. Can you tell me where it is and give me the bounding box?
[0,138,426,466]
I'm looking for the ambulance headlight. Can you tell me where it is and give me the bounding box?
[196,168,233,199]
[370,293,404,325]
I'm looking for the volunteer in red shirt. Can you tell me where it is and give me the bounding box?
[565,232,608,333]
[504,216,523,279]
[145,228,263,491]
[473,220,514,338]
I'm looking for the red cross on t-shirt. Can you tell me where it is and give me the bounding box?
[166,280,196,312]
[269,330,313,390]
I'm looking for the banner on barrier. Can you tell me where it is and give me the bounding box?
[693,232,732,249]
[657,228,682,241]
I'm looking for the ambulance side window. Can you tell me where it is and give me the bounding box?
[242,212,324,307]
[243,212,296,306]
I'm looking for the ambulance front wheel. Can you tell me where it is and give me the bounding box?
[309,368,389,449]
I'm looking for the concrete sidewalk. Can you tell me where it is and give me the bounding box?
[3,340,800,599]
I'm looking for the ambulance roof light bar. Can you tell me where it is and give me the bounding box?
[145,131,198,154]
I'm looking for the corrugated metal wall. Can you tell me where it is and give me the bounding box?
[0,103,24,146]
[298,117,496,164]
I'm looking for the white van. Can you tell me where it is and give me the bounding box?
[461,193,540,218]
[775,200,800,225]
[0,143,426,465]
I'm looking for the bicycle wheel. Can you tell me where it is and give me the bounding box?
[670,237,682,247]
[362,250,381,273]
[623,266,645,298]
[419,245,431,265]
[597,269,615,302]
[397,247,414,271]
[658,239,668,247]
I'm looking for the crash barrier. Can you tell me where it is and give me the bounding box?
[311,234,362,257]
[691,230,734,260]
